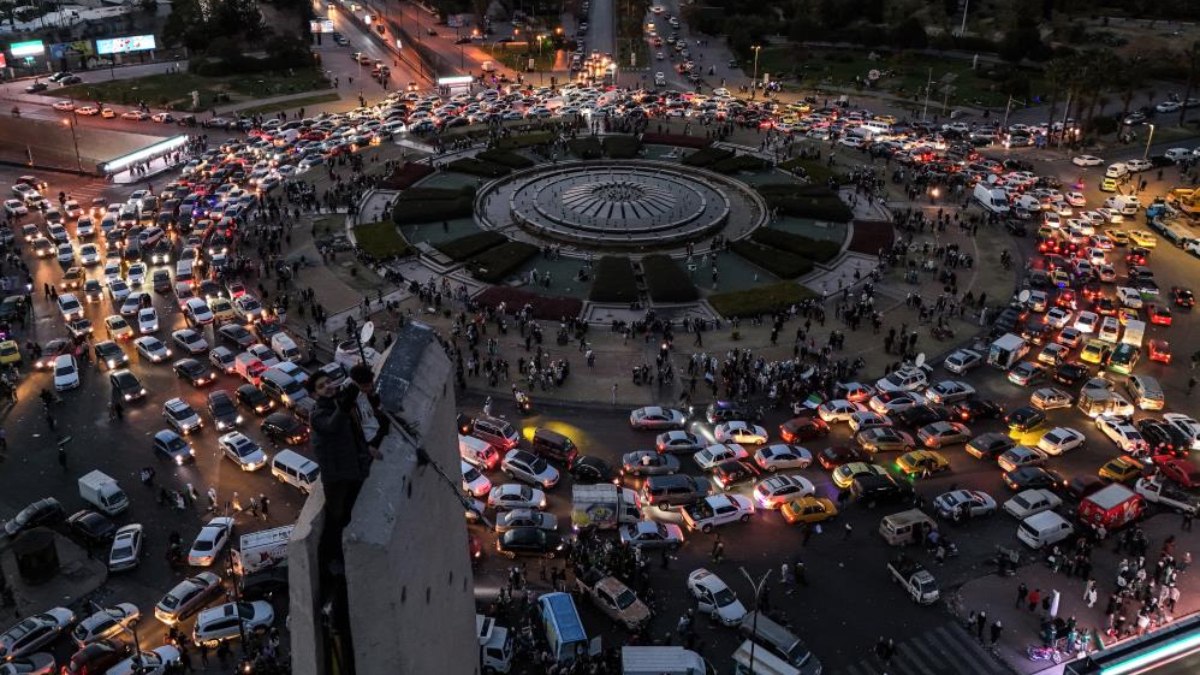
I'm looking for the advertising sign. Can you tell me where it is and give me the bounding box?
[0,54,6,68]
[309,19,334,33]
[95,35,156,55]
[50,41,96,60]
[9,40,45,57]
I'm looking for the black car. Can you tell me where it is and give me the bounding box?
[109,369,145,402]
[710,460,760,491]
[261,411,309,446]
[254,320,284,342]
[239,567,289,601]
[816,445,870,470]
[152,269,173,293]
[1068,475,1107,501]
[173,358,215,387]
[1003,466,1067,492]
[67,509,116,546]
[1054,362,1089,387]
[207,389,242,432]
[496,527,564,559]
[851,473,914,505]
[1004,406,1046,433]
[1136,419,1190,457]
[965,432,1016,460]
[3,497,65,536]
[779,415,829,443]
[218,323,255,349]
[198,280,223,301]
[63,640,134,675]
[94,340,128,371]
[236,383,274,415]
[951,398,1004,423]
[35,338,74,370]
[892,405,950,429]
[569,455,615,483]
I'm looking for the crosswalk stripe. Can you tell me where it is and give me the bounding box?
[929,624,988,673]
[903,635,955,674]
[893,641,940,674]
[839,661,879,675]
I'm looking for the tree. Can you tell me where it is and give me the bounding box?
[999,18,1044,63]
[1180,41,1200,127]
[1116,55,1143,121]
[891,17,928,50]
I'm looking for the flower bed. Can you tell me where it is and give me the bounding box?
[757,183,854,223]
[392,187,475,225]
[434,231,508,261]
[589,256,640,303]
[446,157,512,178]
[641,133,710,149]
[468,241,539,283]
[708,282,817,318]
[750,228,843,263]
[378,162,436,190]
[730,240,814,279]
[682,146,735,168]
[641,255,698,303]
[603,135,642,159]
[475,149,535,169]
[475,286,584,320]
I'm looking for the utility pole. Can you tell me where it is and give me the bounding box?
[1143,124,1155,160]
[959,0,969,36]
[921,68,933,122]
[62,113,82,174]
[740,567,773,675]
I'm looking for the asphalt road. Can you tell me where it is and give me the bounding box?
[0,166,305,663]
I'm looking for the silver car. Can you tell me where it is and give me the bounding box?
[629,406,687,430]
[0,607,76,660]
[621,451,681,476]
[495,509,559,534]
[655,430,704,454]
[154,572,222,625]
[619,520,685,549]
[501,450,559,489]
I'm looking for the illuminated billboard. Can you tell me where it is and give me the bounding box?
[9,40,45,57]
[95,35,156,55]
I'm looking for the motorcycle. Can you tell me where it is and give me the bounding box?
[1026,645,1063,663]
[514,390,532,415]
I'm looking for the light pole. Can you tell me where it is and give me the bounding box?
[750,45,761,100]
[740,567,773,675]
[61,115,82,174]
[1143,123,1155,160]
[921,68,933,122]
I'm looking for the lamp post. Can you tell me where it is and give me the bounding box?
[61,114,82,175]
[1143,123,1155,160]
[750,45,762,100]
[740,567,773,675]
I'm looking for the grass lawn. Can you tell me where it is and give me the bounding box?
[56,70,331,111]
[237,93,342,116]
[759,47,1045,109]
[354,221,411,258]
[480,44,557,74]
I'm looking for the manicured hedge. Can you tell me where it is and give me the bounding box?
[604,135,642,159]
[392,187,475,225]
[379,162,435,190]
[495,131,555,149]
[589,256,640,303]
[750,228,843,263]
[682,147,735,168]
[711,154,770,174]
[709,282,818,318]
[642,133,710,149]
[446,157,512,178]
[468,242,539,283]
[641,255,698,303]
[778,158,850,185]
[475,149,536,169]
[435,231,508,261]
[568,136,603,159]
[354,221,412,258]
[756,184,854,223]
[475,286,583,320]
[730,240,814,279]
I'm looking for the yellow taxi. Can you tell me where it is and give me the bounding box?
[781,496,838,525]
[209,297,237,323]
[832,462,887,489]
[0,340,20,365]
[1100,177,1118,192]
[895,450,950,477]
[1099,456,1144,484]
[1117,307,1140,325]
[1080,339,1111,364]
[1127,230,1157,248]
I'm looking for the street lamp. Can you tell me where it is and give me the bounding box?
[1143,123,1155,160]
[750,45,762,100]
[61,115,82,175]
[739,567,773,675]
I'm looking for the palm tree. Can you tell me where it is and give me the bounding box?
[1117,55,1142,121]
[1180,41,1200,127]
[1043,56,1074,131]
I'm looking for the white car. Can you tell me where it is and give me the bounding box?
[752,475,815,510]
[187,516,234,566]
[868,391,924,415]
[192,601,273,647]
[70,603,140,647]
[137,307,159,334]
[218,431,267,471]
[1163,414,1200,451]
[875,366,929,393]
[1096,414,1148,454]
[172,328,209,355]
[847,411,892,433]
[134,336,172,362]
[461,460,493,498]
[57,292,83,321]
[924,380,976,405]
[1125,159,1152,172]
[1036,427,1086,456]
[79,243,101,266]
[486,483,547,511]
[1072,155,1103,167]
[105,645,181,675]
[753,444,813,472]
[3,199,28,217]
[713,421,768,445]
[55,243,74,264]
[997,445,1048,473]
[681,494,754,533]
[246,343,280,369]
[693,443,748,471]
[933,489,997,520]
[52,354,80,391]
[1164,147,1191,162]
[687,568,747,626]
[1045,307,1072,329]
[501,449,560,489]
[1116,286,1143,309]
[1073,311,1099,334]
[163,397,203,435]
[817,399,866,423]
[629,406,687,429]
[127,263,147,286]
[1002,489,1063,519]
[108,523,144,572]
[184,297,215,325]
[0,607,76,660]
[1030,387,1073,411]
[154,572,222,625]
[942,348,983,375]
[1065,191,1087,207]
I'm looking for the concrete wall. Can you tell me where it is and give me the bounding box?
[290,322,478,675]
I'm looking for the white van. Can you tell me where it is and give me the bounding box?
[271,449,320,493]
[271,333,302,363]
[974,184,1010,214]
[1105,163,1129,179]
[1017,511,1074,549]
[731,639,801,675]
[459,434,500,471]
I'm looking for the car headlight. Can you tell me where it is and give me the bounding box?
[235,415,243,424]
[124,393,133,400]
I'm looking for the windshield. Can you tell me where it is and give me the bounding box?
[614,589,637,610]
[713,588,737,607]
[55,365,73,376]
[112,544,133,559]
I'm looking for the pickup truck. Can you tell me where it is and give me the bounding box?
[888,555,940,604]
[680,495,753,533]
[574,567,651,631]
[1135,477,1199,516]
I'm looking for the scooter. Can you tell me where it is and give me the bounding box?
[514,390,532,415]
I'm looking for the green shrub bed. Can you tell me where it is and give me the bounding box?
[354,221,412,258]
[641,255,698,303]
[750,228,843,263]
[682,147,735,168]
[567,136,604,159]
[603,135,642,159]
[495,131,556,149]
[711,154,770,174]
[467,242,539,283]
[589,257,640,303]
[446,158,512,178]
[475,149,535,169]
[434,231,508,261]
[392,187,475,225]
[756,184,854,222]
[730,240,814,279]
[708,282,818,317]
[778,158,850,185]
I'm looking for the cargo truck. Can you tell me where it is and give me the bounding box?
[78,470,128,516]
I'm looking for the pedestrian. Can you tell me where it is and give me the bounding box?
[1016,582,1028,608]
[179,648,193,673]
[711,536,724,564]
[794,560,808,586]
[56,444,67,470]
[1086,586,1098,608]
[1184,511,1193,532]
[207,487,217,511]
[990,619,1003,645]
[1028,587,1041,612]
[975,611,986,641]
[260,494,270,518]
[843,522,853,540]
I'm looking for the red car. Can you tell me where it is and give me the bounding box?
[1172,286,1195,309]
[1147,305,1172,326]
[779,415,829,443]
[1125,248,1149,266]
[1154,456,1200,489]
[1148,339,1171,364]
